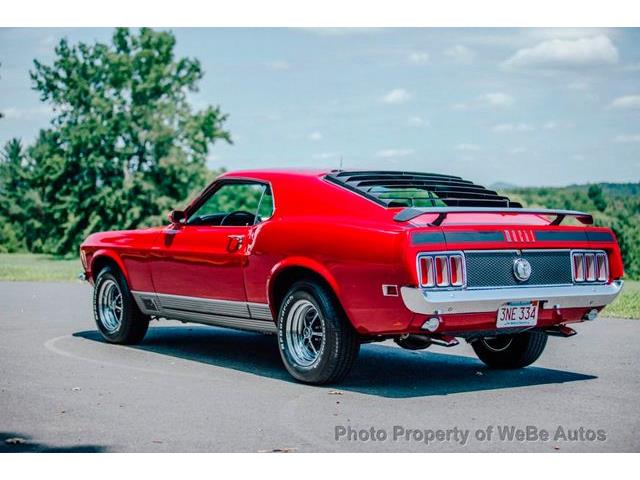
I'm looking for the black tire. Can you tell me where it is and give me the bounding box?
[93,266,149,344]
[277,279,360,385]
[472,330,548,369]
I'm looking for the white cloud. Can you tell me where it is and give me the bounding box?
[543,121,558,129]
[613,134,640,143]
[454,92,514,111]
[509,147,527,155]
[375,148,414,158]
[307,131,323,141]
[297,28,384,36]
[460,29,615,50]
[492,123,534,133]
[444,45,474,63]
[503,35,619,69]
[407,52,430,65]
[380,88,411,104]
[480,92,514,107]
[528,28,615,41]
[455,144,481,151]
[267,60,291,71]
[407,116,428,127]
[609,95,640,110]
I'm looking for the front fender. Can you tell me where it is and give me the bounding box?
[89,248,131,285]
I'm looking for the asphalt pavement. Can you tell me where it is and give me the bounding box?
[1,281,638,452]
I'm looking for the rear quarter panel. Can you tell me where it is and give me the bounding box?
[245,215,415,335]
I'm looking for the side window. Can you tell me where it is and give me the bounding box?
[256,186,274,221]
[188,182,266,226]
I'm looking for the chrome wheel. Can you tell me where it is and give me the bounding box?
[97,278,123,333]
[284,299,325,367]
[481,336,513,352]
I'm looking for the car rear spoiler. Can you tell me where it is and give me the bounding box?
[393,207,594,226]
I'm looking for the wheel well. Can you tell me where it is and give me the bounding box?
[91,255,121,281]
[270,266,340,317]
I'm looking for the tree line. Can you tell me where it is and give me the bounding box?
[504,183,640,279]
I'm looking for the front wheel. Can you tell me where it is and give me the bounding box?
[277,280,360,384]
[471,330,548,369]
[93,266,149,344]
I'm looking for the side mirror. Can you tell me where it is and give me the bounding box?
[168,209,186,225]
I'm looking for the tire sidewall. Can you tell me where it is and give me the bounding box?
[93,267,139,343]
[277,281,342,383]
[472,330,547,369]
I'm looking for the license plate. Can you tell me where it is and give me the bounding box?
[496,301,539,328]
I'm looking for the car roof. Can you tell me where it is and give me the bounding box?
[220,168,331,181]
[218,169,519,209]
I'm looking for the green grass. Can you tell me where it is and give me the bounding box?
[0,253,81,282]
[0,253,638,318]
[602,280,640,319]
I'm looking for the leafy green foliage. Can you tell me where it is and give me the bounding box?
[0,139,33,252]
[1,28,231,255]
[191,183,265,218]
[503,183,640,279]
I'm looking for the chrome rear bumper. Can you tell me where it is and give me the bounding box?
[401,280,624,315]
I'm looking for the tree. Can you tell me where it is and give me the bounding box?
[588,184,607,212]
[27,28,231,255]
[0,139,29,252]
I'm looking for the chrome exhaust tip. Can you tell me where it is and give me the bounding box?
[429,335,459,347]
[421,316,441,332]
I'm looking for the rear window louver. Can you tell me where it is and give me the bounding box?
[325,170,522,208]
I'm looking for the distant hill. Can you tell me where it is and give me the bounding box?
[489,181,518,191]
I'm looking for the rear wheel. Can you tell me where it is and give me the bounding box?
[93,266,149,344]
[277,280,360,384]
[471,330,547,369]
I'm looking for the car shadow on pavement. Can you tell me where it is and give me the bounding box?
[74,326,597,399]
[0,432,105,453]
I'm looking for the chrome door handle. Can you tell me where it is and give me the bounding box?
[227,235,244,252]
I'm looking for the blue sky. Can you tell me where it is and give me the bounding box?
[1,27,639,186]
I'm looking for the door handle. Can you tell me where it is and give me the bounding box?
[227,234,244,252]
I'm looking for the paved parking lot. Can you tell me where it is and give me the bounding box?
[1,281,639,452]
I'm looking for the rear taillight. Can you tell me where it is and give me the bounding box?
[435,256,449,286]
[417,252,465,289]
[585,253,596,281]
[573,253,584,282]
[419,256,434,287]
[572,250,608,284]
[450,255,464,286]
[596,253,608,282]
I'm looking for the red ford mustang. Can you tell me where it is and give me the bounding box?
[80,169,624,384]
